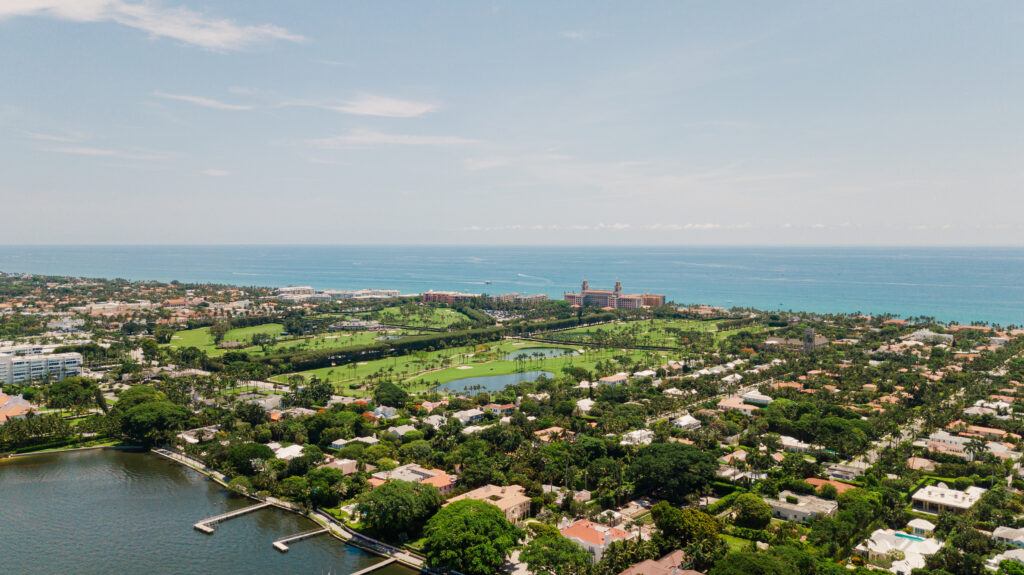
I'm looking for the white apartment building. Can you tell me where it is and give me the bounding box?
[0,352,83,384]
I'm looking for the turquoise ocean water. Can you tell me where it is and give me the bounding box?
[0,245,1022,325]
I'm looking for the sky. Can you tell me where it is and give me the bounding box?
[0,1,1022,246]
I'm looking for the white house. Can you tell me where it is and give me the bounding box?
[993,526,1024,548]
[671,414,701,431]
[854,528,942,575]
[911,483,986,514]
[452,408,485,424]
[620,429,654,446]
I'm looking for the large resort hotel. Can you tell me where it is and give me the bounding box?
[564,280,666,310]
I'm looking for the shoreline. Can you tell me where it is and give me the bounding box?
[1,441,140,461]
[148,447,425,572]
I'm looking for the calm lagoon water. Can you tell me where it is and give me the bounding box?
[503,347,578,360]
[0,449,415,575]
[1,245,1024,324]
[438,370,554,394]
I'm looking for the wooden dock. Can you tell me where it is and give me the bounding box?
[349,558,397,575]
[193,501,272,534]
[272,527,329,552]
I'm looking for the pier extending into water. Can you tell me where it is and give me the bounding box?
[272,527,329,552]
[349,558,397,575]
[193,502,272,534]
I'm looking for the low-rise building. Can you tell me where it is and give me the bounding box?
[672,414,702,431]
[446,484,531,524]
[764,490,838,523]
[368,463,455,493]
[993,526,1024,548]
[618,550,702,575]
[911,483,986,514]
[827,461,869,481]
[620,429,654,446]
[854,528,942,575]
[452,408,485,424]
[560,519,634,562]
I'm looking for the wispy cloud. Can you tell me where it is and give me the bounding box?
[560,30,603,41]
[200,168,230,177]
[153,90,437,118]
[25,130,87,143]
[153,90,253,111]
[0,1,304,51]
[282,94,438,118]
[39,145,169,161]
[308,129,478,149]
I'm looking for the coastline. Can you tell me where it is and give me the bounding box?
[148,447,425,572]
[3,245,1023,324]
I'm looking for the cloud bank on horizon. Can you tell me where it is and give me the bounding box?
[0,0,1022,245]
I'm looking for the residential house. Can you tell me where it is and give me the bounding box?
[452,408,485,425]
[764,490,838,523]
[911,483,986,514]
[618,550,703,575]
[854,528,942,575]
[561,519,634,562]
[620,429,655,446]
[446,484,531,524]
[993,526,1024,548]
[672,414,702,431]
[368,463,455,494]
[599,373,630,386]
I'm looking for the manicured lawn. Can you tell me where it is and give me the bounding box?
[542,318,764,348]
[721,534,754,553]
[272,339,675,397]
[373,305,471,329]
[166,323,424,358]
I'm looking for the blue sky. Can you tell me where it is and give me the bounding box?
[1,1,1022,245]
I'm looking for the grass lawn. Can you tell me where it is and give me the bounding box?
[542,318,764,348]
[720,533,755,553]
[373,305,471,329]
[166,323,425,358]
[271,339,675,397]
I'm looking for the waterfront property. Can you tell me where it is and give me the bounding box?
[445,484,531,524]
[564,280,665,309]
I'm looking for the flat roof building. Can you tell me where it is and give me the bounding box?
[0,351,82,385]
[764,490,838,523]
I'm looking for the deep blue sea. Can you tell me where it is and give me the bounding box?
[1,245,1022,325]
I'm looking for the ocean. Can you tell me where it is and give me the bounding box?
[0,245,1022,325]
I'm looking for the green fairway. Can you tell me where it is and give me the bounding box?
[542,318,763,348]
[167,323,284,352]
[372,305,472,329]
[166,323,424,358]
[271,339,675,397]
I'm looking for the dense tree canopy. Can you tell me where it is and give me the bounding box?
[423,500,522,575]
[357,480,443,542]
[627,443,717,504]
